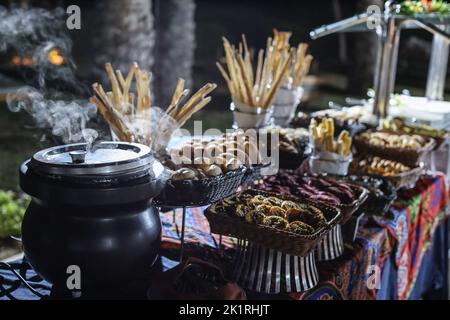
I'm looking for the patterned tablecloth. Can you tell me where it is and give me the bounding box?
[159,174,449,300]
[1,175,449,300]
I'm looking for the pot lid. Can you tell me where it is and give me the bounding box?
[30,142,160,177]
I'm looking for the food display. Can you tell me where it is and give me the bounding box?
[90,62,216,149]
[265,127,310,169]
[383,118,449,149]
[358,131,427,149]
[217,31,312,110]
[207,190,333,235]
[217,35,290,110]
[255,171,368,224]
[350,156,423,190]
[165,133,262,181]
[336,175,397,216]
[269,30,313,125]
[310,117,352,157]
[257,173,359,206]
[354,131,436,166]
[291,111,371,137]
[308,117,353,175]
[351,156,411,176]
[155,132,266,207]
[271,29,313,89]
[206,190,341,255]
[271,127,309,153]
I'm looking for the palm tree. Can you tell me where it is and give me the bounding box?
[88,0,155,85]
[153,0,196,109]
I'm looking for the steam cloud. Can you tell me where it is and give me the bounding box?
[1,5,99,146]
[7,87,97,144]
[0,6,78,89]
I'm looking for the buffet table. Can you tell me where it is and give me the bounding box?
[1,175,448,300]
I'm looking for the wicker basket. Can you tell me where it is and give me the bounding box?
[354,132,436,167]
[242,163,271,185]
[349,164,423,191]
[383,128,450,151]
[154,166,247,207]
[205,190,342,257]
[254,173,368,225]
[333,175,397,216]
[360,176,397,215]
[328,183,368,225]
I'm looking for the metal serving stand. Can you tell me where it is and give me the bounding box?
[310,1,450,120]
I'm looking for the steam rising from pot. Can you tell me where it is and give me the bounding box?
[7,87,97,144]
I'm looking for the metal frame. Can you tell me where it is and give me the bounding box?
[310,1,450,121]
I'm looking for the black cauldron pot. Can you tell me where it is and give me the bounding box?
[19,142,168,296]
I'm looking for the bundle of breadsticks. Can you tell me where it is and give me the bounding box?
[90,62,216,148]
[216,31,313,110]
[309,117,352,157]
[272,29,313,88]
[217,34,292,110]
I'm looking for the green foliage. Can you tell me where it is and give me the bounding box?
[0,190,30,239]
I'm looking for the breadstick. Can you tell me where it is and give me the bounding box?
[262,52,292,108]
[105,63,123,109]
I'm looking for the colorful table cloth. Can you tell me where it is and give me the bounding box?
[1,175,448,300]
[159,174,449,300]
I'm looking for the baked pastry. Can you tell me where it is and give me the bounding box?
[244,210,266,224]
[268,206,287,218]
[254,204,272,216]
[287,221,315,235]
[235,204,252,218]
[262,216,288,230]
[211,191,327,235]
[280,200,299,211]
[358,132,427,149]
[205,164,223,177]
[351,156,411,177]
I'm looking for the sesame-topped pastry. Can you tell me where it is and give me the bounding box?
[244,210,266,224]
[262,216,289,230]
[268,206,287,218]
[287,221,315,235]
[280,200,299,211]
[255,204,272,216]
[235,203,252,218]
[265,197,283,206]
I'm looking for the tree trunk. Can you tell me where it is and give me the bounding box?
[87,0,155,85]
[153,0,196,109]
